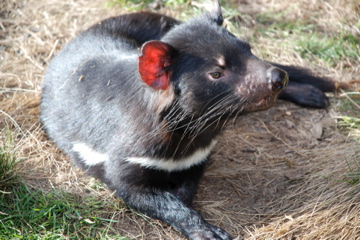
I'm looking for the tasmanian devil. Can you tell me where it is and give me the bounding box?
[40,1,340,239]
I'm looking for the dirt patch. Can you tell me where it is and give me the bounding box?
[1,0,359,239]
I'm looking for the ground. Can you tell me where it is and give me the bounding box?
[1,0,360,239]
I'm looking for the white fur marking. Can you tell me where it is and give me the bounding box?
[72,143,108,166]
[216,56,226,67]
[126,140,217,171]
[117,54,137,61]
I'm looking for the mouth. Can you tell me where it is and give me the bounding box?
[243,93,279,113]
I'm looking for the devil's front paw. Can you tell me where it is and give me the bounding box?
[280,82,330,108]
[187,222,232,240]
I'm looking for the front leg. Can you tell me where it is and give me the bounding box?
[105,162,232,240]
[126,188,231,240]
[279,81,330,108]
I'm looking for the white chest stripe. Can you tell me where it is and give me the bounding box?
[73,143,109,166]
[72,140,217,171]
[126,140,217,172]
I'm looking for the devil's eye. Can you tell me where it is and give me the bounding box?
[209,72,222,79]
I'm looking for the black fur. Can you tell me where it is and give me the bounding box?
[272,63,334,108]
[40,2,337,239]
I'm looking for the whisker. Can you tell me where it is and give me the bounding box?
[144,90,249,158]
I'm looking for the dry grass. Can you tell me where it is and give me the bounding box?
[1,0,359,239]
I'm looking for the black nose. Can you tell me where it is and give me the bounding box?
[270,68,288,91]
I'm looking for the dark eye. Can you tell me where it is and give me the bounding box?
[209,72,222,79]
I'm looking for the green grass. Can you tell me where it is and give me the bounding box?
[108,0,156,11]
[337,115,360,139]
[343,158,360,186]
[255,12,317,34]
[335,93,360,187]
[108,0,241,21]
[0,129,20,190]
[0,184,129,240]
[253,12,360,68]
[108,0,193,13]
[296,33,360,68]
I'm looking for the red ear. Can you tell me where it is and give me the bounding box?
[138,40,175,90]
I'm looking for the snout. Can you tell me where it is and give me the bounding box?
[268,67,288,91]
[242,64,289,113]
